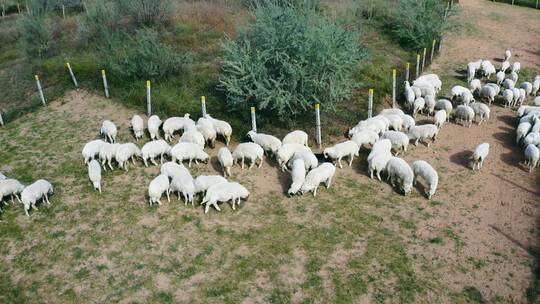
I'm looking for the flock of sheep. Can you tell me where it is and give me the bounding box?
[1,49,539,217]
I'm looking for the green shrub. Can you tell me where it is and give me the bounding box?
[219,4,363,121]
[115,0,173,28]
[385,0,448,50]
[76,0,112,47]
[19,14,53,59]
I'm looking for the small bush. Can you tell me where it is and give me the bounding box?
[219,3,363,121]
[115,0,173,28]
[19,14,53,59]
[76,0,112,47]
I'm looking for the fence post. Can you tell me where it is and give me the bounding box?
[438,36,444,53]
[66,62,78,89]
[367,89,373,118]
[146,80,151,116]
[0,110,4,126]
[415,53,420,79]
[17,3,20,14]
[421,48,427,72]
[536,0,539,9]
[101,69,109,98]
[35,75,46,106]
[201,96,207,117]
[250,107,257,132]
[315,103,321,149]
[405,62,410,83]
[62,4,66,19]
[392,69,397,108]
[1,4,5,18]
[430,39,436,63]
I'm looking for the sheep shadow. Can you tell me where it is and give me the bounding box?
[450,150,472,168]
[497,115,515,127]
[413,180,428,199]
[492,126,515,149]
[210,156,223,175]
[492,57,504,63]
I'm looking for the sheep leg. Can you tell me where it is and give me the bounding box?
[32,202,38,210]
[24,206,29,216]
[44,194,51,205]
[241,158,245,170]
[376,171,382,181]
[249,158,254,170]
[188,159,192,168]
[213,202,221,212]
[166,190,171,203]
[414,139,419,146]
[369,169,374,179]
[226,136,230,146]
[313,186,318,197]
[348,155,353,166]
[258,156,263,168]
[337,157,343,169]
[131,157,136,165]
[160,154,164,164]
[108,159,114,170]
[227,167,231,177]
[326,177,332,188]
[151,158,159,166]
[143,159,148,167]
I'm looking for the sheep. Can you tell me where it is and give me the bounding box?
[82,139,106,164]
[160,161,190,179]
[323,141,359,168]
[98,143,121,170]
[299,163,336,196]
[380,108,405,116]
[450,86,474,104]
[454,105,475,128]
[516,122,532,144]
[246,131,282,156]
[520,82,533,96]
[141,140,171,167]
[0,179,24,204]
[518,106,540,117]
[434,110,447,129]
[522,132,540,148]
[288,158,306,196]
[276,144,312,171]
[404,81,416,107]
[530,116,540,133]
[470,79,482,93]
[0,172,5,180]
[480,85,496,105]
[194,175,228,195]
[232,142,264,169]
[197,117,217,148]
[411,85,422,99]
[206,115,232,146]
[148,174,170,206]
[88,159,102,193]
[407,124,439,146]
[412,83,436,97]
[503,79,515,90]
[130,115,144,141]
[415,74,442,92]
[179,129,205,149]
[435,99,453,121]
[511,62,521,74]
[381,114,403,131]
[385,157,413,195]
[524,144,539,172]
[288,150,318,171]
[470,102,490,125]
[170,172,195,205]
[467,63,477,82]
[502,89,514,108]
[468,60,482,71]
[148,115,162,140]
[534,97,540,107]
[412,160,438,199]
[163,114,194,142]
[368,139,392,163]
[424,95,436,115]
[170,142,209,167]
[509,71,519,83]
[412,97,425,118]
[218,147,233,177]
[480,60,496,78]
[115,143,141,171]
[532,78,540,96]
[495,72,505,86]
[100,120,117,143]
[283,130,309,146]
[517,88,527,107]
[201,182,249,213]
[20,179,53,216]
[504,49,511,62]
[349,117,388,137]
[351,130,379,149]
[401,114,416,131]
[512,88,522,107]
[368,151,392,181]
[381,131,409,155]
[470,143,489,170]
[500,60,510,73]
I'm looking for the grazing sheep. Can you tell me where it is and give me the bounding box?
[450,86,474,104]
[415,74,442,92]
[381,114,403,131]
[412,83,436,98]
[470,102,490,125]
[277,144,312,171]
[194,175,228,194]
[407,124,439,146]
[288,150,318,171]
[470,79,482,93]
[0,172,5,180]
[160,162,190,179]
[434,110,447,129]
[502,89,514,108]
[516,122,532,144]
[511,62,521,74]
[368,151,392,181]
[509,71,519,84]
[202,182,249,213]
[197,117,217,148]
[454,105,475,128]
[385,157,414,195]
[179,129,205,149]
[481,60,496,78]
[130,115,144,141]
[288,158,306,196]
[0,179,24,204]
[520,82,533,96]
[98,143,121,170]
[170,142,209,167]
[532,78,540,96]
[380,108,405,116]
[522,132,540,148]
[424,95,436,115]
[148,115,162,140]
[351,130,379,149]
[141,140,171,167]
[470,143,490,170]
[21,179,53,216]
[323,141,359,168]
[170,172,195,205]
[480,85,496,105]
[530,116,540,133]
[412,97,425,118]
[232,142,264,169]
[500,60,510,73]
[163,114,194,142]
[381,131,409,155]
[412,160,438,199]
[82,139,106,164]
[518,106,540,117]
[115,143,141,171]
[368,139,393,163]
[100,120,117,143]
[299,163,336,196]
[517,88,527,106]
[148,174,170,206]
[283,130,309,146]
[524,144,539,172]
[218,147,233,177]
[88,159,102,193]
[404,81,416,107]
[495,72,505,85]
[435,99,453,121]
[206,115,232,146]
[401,114,416,131]
[246,131,282,155]
[503,79,515,90]
[467,63,477,82]
[485,83,501,95]
[504,49,511,62]
[349,117,388,137]
[534,97,540,106]
[512,87,522,107]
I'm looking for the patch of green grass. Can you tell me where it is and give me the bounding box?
[443,227,465,249]
[429,237,444,244]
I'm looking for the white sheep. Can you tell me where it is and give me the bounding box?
[522,132,540,148]
[130,115,144,141]
[299,163,336,196]
[368,139,392,162]
[197,117,217,148]
[148,174,170,206]
[415,74,442,92]
[385,157,413,195]
[170,172,195,205]
[454,105,475,128]
[170,142,209,167]
[246,131,282,155]
[467,64,476,82]
[470,143,489,170]
[277,144,312,171]
[194,175,228,194]
[520,82,533,96]
[503,79,515,90]
[288,158,306,196]
[401,114,416,131]
[232,142,264,169]
[500,60,510,73]
[381,131,409,155]
[201,182,249,213]
[88,159,102,193]
[381,114,403,131]
[141,140,171,167]
[509,71,519,83]
[98,143,121,170]
[351,130,379,149]
[412,160,438,199]
[349,117,388,136]
[511,62,521,74]
[412,83,436,97]
[485,83,501,95]
[434,110,447,129]
[148,115,162,140]
[516,122,532,144]
[470,102,490,125]
[380,108,405,116]
[411,85,422,99]
[524,144,539,172]
[160,161,190,179]
[512,88,522,107]
[407,124,439,146]
[504,49,511,62]
[495,72,505,86]
[532,78,540,96]
[82,139,106,164]
[100,120,117,143]
[534,97,540,107]
[518,106,540,117]
[288,150,318,171]
[412,97,425,118]
[368,151,392,181]
[0,172,5,180]
[435,99,453,121]
[218,147,233,177]
[404,81,416,107]
[480,60,496,78]
[480,85,496,105]
[206,114,232,146]
[470,79,482,93]
[20,179,53,216]
[179,129,205,149]
[517,88,527,107]
[323,141,359,168]
[283,130,309,146]
[163,114,194,142]
[502,89,514,108]
[0,179,24,204]
[115,143,141,171]
[424,95,436,115]
[450,86,473,104]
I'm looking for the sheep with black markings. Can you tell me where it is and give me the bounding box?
[232,142,264,169]
[148,174,170,206]
[385,157,413,195]
[130,115,144,141]
[288,158,306,196]
[454,105,475,128]
[299,163,336,196]
[148,115,162,140]
[412,160,438,199]
[115,143,141,171]
[283,130,309,146]
[470,143,489,170]
[407,124,439,147]
[524,144,539,172]
[171,142,209,167]
[100,120,117,143]
[218,147,233,177]
[82,139,106,164]
[247,131,282,156]
[141,140,171,167]
[88,159,102,193]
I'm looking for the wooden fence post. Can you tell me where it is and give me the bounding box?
[35,75,46,106]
